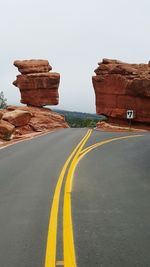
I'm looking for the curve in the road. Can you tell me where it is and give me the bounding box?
[45,131,144,267]
[80,134,144,158]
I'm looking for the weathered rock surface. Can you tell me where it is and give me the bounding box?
[3,110,32,127]
[0,120,15,140]
[16,106,69,133]
[13,60,60,106]
[96,121,148,132]
[92,58,150,125]
[14,60,52,74]
[1,106,69,139]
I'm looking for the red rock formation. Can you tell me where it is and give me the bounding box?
[13,60,60,106]
[0,120,15,140]
[14,60,52,74]
[0,106,69,142]
[92,58,150,125]
[96,121,148,132]
[15,106,69,133]
[3,110,32,127]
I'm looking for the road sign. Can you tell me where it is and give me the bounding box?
[127,110,134,119]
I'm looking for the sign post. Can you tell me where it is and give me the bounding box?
[127,110,135,130]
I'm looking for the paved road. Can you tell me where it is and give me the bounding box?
[0,128,149,267]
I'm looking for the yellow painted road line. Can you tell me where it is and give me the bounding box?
[63,133,144,267]
[80,134,144,156]
[63,130,92,267]
[44,129,91,267]
[77,135,145,175]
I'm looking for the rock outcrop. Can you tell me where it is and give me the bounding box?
[3,110,32,126]
[0,106,69,141]
[92,58,150,125]
[13,60,60,106]
[0,59,69,144]
[9,106,69,134]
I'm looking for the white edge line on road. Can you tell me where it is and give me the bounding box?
[0,130,56,150]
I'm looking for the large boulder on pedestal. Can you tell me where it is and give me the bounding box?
[13,59,60,107]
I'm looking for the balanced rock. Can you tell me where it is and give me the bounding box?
[92,59,150,124]
[13,59,60,107]
[3,110,32,127]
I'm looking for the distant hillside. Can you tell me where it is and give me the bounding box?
[52,109,106,128]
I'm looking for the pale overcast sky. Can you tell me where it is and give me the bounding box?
[0,0,150,112]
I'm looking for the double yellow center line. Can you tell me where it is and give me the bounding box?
[44,130,144,267]
[44,129,92,267]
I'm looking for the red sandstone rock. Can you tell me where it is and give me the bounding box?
[3,106,69,137]
[0,120,15,140]
[14,60,52,74]
[2,110,32,127]
[96,121,148,132]
[92,58,150,125]
[23,106,69,132]
[101,58,124,65]
[13,59,60,107]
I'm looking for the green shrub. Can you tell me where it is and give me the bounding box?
[0,91,7,109]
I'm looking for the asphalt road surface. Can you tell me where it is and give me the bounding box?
[0,128,149,267]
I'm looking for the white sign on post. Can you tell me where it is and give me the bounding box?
[127,110,134,119]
